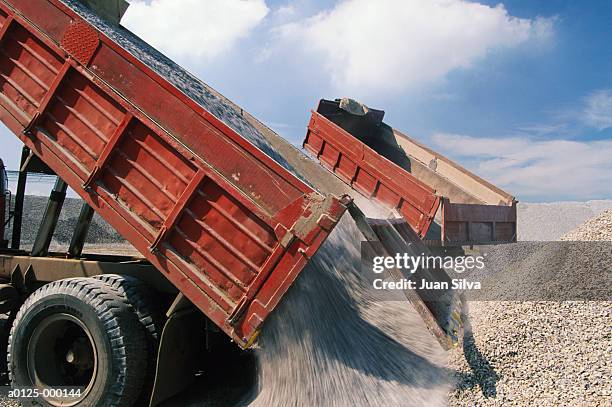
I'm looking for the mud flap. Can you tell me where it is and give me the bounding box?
[149,304,205,407]
[348,203,463,350]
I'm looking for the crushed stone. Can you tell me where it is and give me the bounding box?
[449,210,612,406]
[248,213,451,406]
[517,200,612,241]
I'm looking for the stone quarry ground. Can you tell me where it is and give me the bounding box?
[0,198,610,406]
[449,205,612,407]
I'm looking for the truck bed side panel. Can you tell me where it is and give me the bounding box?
[0,1,347,347]
[305,112,440,238]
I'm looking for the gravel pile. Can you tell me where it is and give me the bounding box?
[449,301,610,406]
[5,195,134,255]
[3,194,611,407]
[449,210,612,406]
[561,209,612,241]
[517,200,612,241]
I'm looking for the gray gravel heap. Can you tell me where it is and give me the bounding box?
[7,195,125,248]
[4,195,137,256]
[5,196,122,248]
[449,210,612,406]
[561,209,612,241]
[517,200,612,241]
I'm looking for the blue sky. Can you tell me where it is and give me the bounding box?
[2,0,611,202]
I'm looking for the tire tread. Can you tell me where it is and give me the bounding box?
[7,278,148,407]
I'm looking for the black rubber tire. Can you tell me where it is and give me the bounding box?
[93,275,163,347]
[93,274,164,403]
[8,278,148,407]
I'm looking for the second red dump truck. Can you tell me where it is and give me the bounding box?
[304,98,517,245]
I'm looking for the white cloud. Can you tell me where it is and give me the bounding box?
[274,5,297,20]
[277,0,553,94]
[122,0,269,60]
[514,88,612,137]
[431,133,612,201]
[582,89,612,131]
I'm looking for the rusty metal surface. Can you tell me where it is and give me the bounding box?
[0,0,349,347]
[0,252,177,293]
[60,19,99,66]
[304,100,440,238]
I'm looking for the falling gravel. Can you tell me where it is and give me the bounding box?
[449,210,612,406]
[159,205,451,407]
[248,213,451,407]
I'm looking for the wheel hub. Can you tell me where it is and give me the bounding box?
[27,313,97,406]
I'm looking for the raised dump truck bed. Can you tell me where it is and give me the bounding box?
[0,0,349,347]
[304,99,517,245]
[305,100,440,238]
[0,2,466,405]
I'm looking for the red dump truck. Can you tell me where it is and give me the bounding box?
[304,99,518,245]
[0,1,464,406]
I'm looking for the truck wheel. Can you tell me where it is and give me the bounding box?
[7,278,147,407]
[94,275,163,402]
